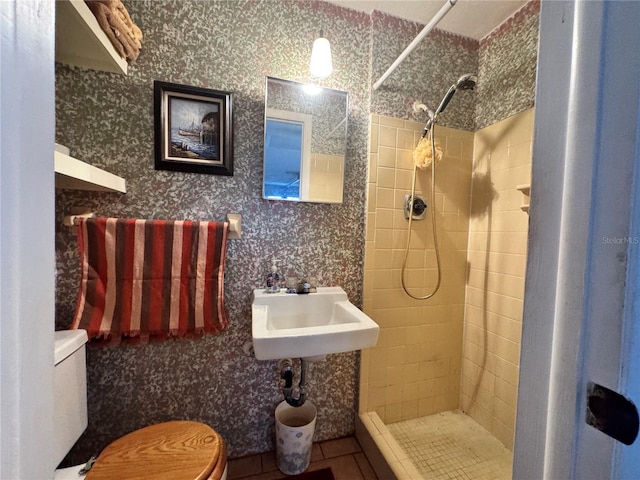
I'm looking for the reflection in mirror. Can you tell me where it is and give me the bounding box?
[263,77,348,203]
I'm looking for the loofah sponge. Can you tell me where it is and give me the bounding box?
[413,136,444,169]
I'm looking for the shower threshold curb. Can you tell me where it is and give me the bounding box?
[355,412,422,480]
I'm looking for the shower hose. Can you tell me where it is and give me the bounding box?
[401,123,442,300]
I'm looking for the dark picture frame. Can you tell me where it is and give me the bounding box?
[154,81,233,176]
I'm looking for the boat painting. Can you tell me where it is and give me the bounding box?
[170,127,219,161]
[177,119,202,137]
[155,80,233,176]
[168,97,221,162]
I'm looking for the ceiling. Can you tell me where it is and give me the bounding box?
[325,0,528,40]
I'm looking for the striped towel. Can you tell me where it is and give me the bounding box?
[71,217,229,341]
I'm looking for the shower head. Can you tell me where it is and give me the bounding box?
[434,73,477,116]
[420,73,477,138]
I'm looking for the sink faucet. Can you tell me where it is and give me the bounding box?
[285,277,316,294]
[299,281,311,294]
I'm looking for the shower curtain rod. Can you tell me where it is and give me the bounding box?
[372,0,458,90]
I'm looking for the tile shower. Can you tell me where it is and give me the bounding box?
[359,109,534,479]
[358,1,539,478]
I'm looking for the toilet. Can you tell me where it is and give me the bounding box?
[53,330,228,479]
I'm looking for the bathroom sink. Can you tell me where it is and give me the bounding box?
[251,286,379,360]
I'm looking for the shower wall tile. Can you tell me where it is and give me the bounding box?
[378,147,396,167]
[396,150,413,172]
[379,126,397,147]
[397,129,415,150]
[368,154,378,184]
[379,116,405,128]
[54,0,372,462]
[376,187,394,208]
[377,167,396,188]
[361,113,473,424]
[469,232,529,255]
[369,122,379,154]
[462,108,534,450]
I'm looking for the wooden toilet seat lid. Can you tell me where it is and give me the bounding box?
[86,420,225,480]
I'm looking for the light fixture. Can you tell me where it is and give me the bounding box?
[309,30,332,78]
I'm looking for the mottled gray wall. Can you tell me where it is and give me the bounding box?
[476,0,540,129]
[370,0,539,131]
[370,11,479,131]
[55,0,371,462]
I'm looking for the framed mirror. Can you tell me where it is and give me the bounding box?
[263,77,348,203]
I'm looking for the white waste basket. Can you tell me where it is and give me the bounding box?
[275,400,317,475]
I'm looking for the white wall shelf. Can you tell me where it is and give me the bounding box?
[55,0,128,76]
[517,184,531,213]
[55,151,126,193]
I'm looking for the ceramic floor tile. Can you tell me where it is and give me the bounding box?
[260,452,278,472]
[322,455,365,480]
[310,444,324,462]
[230,436,377,480]
[234,470,285,480]
[320,436,362,459]
[354,451,378,480]
[228,454,262,479]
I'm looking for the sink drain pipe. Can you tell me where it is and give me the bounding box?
[279,358,308,407]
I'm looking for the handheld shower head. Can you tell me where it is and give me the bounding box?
[434,73,477,116]
[420,73,477,138]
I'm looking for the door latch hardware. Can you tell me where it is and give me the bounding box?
[586,382,639,445]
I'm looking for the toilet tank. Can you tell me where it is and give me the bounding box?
[53,330,88,468]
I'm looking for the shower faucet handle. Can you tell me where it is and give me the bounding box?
[404,194,427,220]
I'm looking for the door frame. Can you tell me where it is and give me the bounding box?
[514,1,640,478]
[0,0,56,478]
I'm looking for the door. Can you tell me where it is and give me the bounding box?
[0,0,56,478]
[514,1,640,478]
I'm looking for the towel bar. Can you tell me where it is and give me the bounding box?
[63,211,95,226]
[63,211,242,239]
[226,213,242,239]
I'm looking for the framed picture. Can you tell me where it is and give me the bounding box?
[154,81,233,175]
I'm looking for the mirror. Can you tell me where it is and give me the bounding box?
[263,77,348,203]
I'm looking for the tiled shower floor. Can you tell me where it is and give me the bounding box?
[387,411,513,480]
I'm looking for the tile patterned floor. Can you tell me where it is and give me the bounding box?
[228,436,378,480]
[387,411,513,480]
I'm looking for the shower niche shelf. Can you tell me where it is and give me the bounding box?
[55,151,126,193]
[517,184,531,213]
[55,0,128,75]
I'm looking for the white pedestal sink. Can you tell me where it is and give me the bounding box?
[251,286,379,361]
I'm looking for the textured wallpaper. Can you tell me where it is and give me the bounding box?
[370,0,539,131]
[54,0,538,463]
[370,11,479,131]
[477,0,540,130]
[55,0,371,462]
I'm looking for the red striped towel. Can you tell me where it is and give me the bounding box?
[71,217,229,341]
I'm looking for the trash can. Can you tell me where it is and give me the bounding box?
[275,400,317,475]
